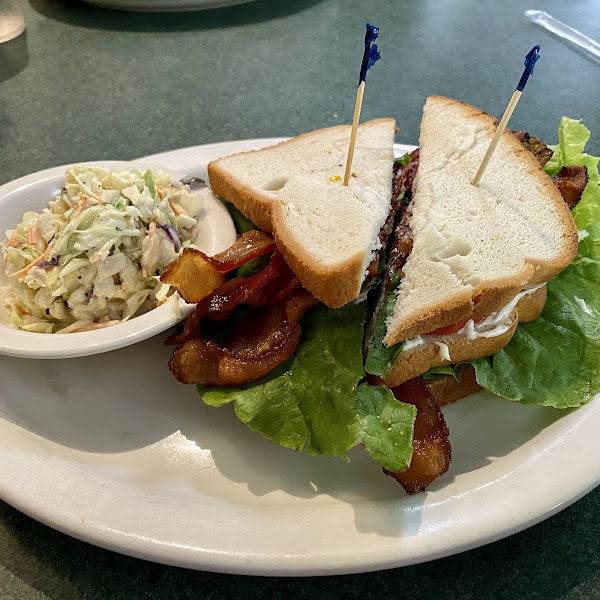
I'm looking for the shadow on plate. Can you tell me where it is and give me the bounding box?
[0,335,567,537]
[0,335,198,454]
[28,0,326,32]
[443,390,568,476]
[0,334,423,537]
[180,389,567,535]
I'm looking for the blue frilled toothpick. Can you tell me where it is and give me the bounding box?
[343,24,381,186]
[471,45,541,186]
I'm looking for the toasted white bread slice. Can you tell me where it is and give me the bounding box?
[383,285,546,387]
[384,96,577,346]
[208,119,396,308]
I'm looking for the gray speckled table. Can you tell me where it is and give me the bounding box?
[1,0,600,597]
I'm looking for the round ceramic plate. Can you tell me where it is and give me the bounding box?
[81,0,257,12]
[0,161,236,359]
[0,140,599,576]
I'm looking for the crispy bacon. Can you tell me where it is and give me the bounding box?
[512,131,554,167]
[388,208,413,276]
[202,230,276,273]
[384,378,451,494]
[392,148,420,199]
[226,289,317,355]
[246,251,302,307]
[552,165,589,209]
[166,261,280,346]
[160,248,226,303]
[385,151,420,278]
[168,289,318,386]
[365,151,421,279]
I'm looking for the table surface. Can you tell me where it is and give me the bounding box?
[1,0,600,597]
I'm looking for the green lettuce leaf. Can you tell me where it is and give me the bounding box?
[218,196,257,233]
[142,170,158,201]
[199,302,416,472]
[365,272,404,377]
[422,365,462,381]
[470,117,600,408]
[236,253,270,278]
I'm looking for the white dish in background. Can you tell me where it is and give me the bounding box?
[81,0,257,12]
[0,160,236,359]
[0,140,599,576]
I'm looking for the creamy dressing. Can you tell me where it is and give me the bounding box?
[458,284,545,340]
[400,284,546,357]
[434,341,451,361]
[402,334,424,352]
[574,295,594,315]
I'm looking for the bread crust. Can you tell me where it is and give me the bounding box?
[383,285,547,387]
[384,97,578,346]
[516,285,546,321]
[208,119,396,308]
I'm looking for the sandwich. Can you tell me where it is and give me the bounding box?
[161,99,600,493]
[207,118,398,308]
[365,96,578,390]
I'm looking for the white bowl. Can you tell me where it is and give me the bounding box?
[0,160,236,359]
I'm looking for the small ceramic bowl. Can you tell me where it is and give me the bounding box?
[0,160,236,359]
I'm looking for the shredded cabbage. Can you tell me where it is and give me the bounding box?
[2,166,205,333]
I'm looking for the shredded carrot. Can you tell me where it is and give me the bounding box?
[7,234,20,248]
[15,305,27,315]
[27,223,40,245]
[70,320,121,333]
[168,198,188,217]
[74,196,89,212]
[9,245,52,279]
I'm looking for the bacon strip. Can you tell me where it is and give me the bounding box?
[365,150,421,279]
[392,149,420,199]
[168,289,318,386]
[246,251,301,307]
[384,378,451,494]
[512,131,553,167]
[388,208,413,276]
[552,165,589,209]
[202,230,276,273]
[166,261,280,346]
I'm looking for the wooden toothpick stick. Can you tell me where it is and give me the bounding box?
[343,81,365,186]
[471,45,541,187]
[343,24,381,186]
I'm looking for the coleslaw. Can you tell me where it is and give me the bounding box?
[2,165,205,333]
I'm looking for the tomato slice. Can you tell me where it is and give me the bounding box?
[426,315,486,337]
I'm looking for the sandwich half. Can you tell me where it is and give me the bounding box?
[208,119,397,307]
[367,96,578,387]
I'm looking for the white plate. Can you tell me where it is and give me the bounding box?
[81,0,257,12]
[0,160,236,359]
[0,140,599,576]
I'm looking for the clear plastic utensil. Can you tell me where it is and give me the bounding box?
[0,0,24,44]
[525,10,600,62]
